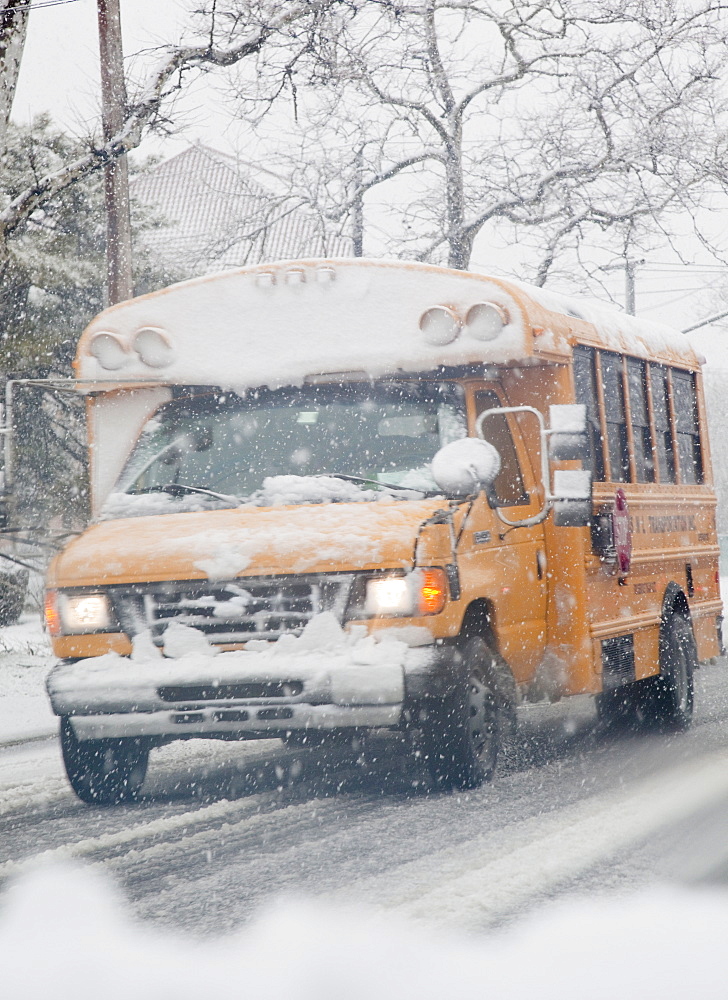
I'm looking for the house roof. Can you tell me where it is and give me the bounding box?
[131,144,353,275]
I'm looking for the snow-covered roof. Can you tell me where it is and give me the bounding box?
[74,258,702,391]
[131,145,353,275]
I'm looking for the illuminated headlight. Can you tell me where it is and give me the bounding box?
[366,577,414,616]
[365,569,448,617]
[59,593,112,633]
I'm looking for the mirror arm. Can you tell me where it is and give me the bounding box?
[475,404,591,530]
[492,500,552,530]
[476,406,552,529]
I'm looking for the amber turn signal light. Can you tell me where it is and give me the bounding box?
[44,590,61,637]
[417,568,448,616]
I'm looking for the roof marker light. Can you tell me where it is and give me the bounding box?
[465,301,509,341]
[285,267,306,285]
[89,332,128,371]
[133,327,175,368]
[316,266,335,284]
[419,305,461,345]
[256,271,276,287]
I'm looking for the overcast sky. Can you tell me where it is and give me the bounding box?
[13,0,223,155]
[11,0,728,356]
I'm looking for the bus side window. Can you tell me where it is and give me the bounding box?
[626,359,655,483]
[573,345,606,481]
[649,364,676,484]
[671,370,703,485]
[600,352,630,483]
[475,391,529,506]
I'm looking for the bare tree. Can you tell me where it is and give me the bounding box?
[246,0,728,282]
[0,0,338,277]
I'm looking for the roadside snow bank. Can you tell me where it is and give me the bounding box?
[0,618,55,745]
[1,864,727,999]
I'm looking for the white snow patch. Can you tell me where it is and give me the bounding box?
[1,864,727,999]
[506,275,698,361]
[252,474,379,507]
[76,260,533,390]
[131,630,162,662]
[193,545,255,581]
[162,622,218,659]
[158,501,421,578]
[0,618,56,745]
[100,491,207,520]
[48,614,411,712]
[101,476,426,523]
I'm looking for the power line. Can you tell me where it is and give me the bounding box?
[10,0,83,11]
[639,263,728,272]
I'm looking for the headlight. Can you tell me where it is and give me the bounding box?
[366,577,414,616]
[365,569,448,617]
[58,592,112,633]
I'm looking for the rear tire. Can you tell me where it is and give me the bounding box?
[61,717,149,805]
[423,637,500,790]
[642,614,695,731]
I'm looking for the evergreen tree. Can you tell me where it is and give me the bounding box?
[1,116,172,530]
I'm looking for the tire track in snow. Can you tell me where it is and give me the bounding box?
[337,745,728,929]
[0,785,359,880]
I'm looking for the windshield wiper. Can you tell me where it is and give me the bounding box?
[134,484,241,505]
[321,473,436,496]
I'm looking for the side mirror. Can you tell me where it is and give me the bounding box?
[551,469,592,527]
[431,437,501,495]
[548,404,589,462]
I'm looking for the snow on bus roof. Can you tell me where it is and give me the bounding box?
[499,274,703,365]
[74,259,701,391]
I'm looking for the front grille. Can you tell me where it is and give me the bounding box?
[109,574,355,645]
[159,681,303,702]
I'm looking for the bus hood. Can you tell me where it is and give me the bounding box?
[48,499,447,588]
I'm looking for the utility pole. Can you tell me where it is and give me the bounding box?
[603,257,644,315]
[97,0,133,305]
[0,1,30,153]
[624,258,642,316]
[352,145,364,258]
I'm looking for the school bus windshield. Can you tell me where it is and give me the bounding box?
[116,381,467,501]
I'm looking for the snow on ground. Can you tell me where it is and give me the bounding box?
[0,863,727,999]
[0,616,56,746]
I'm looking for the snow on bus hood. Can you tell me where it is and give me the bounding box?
[49,498,445,588]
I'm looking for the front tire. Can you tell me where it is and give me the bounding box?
[61,717,149,805]
[423,637,500,790]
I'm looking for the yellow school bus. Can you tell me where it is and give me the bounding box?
[43,259,722,803]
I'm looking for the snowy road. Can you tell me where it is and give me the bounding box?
[2,660,728,935]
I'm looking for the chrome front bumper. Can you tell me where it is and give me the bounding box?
[68,703,402,740]
[47,638,455,742]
